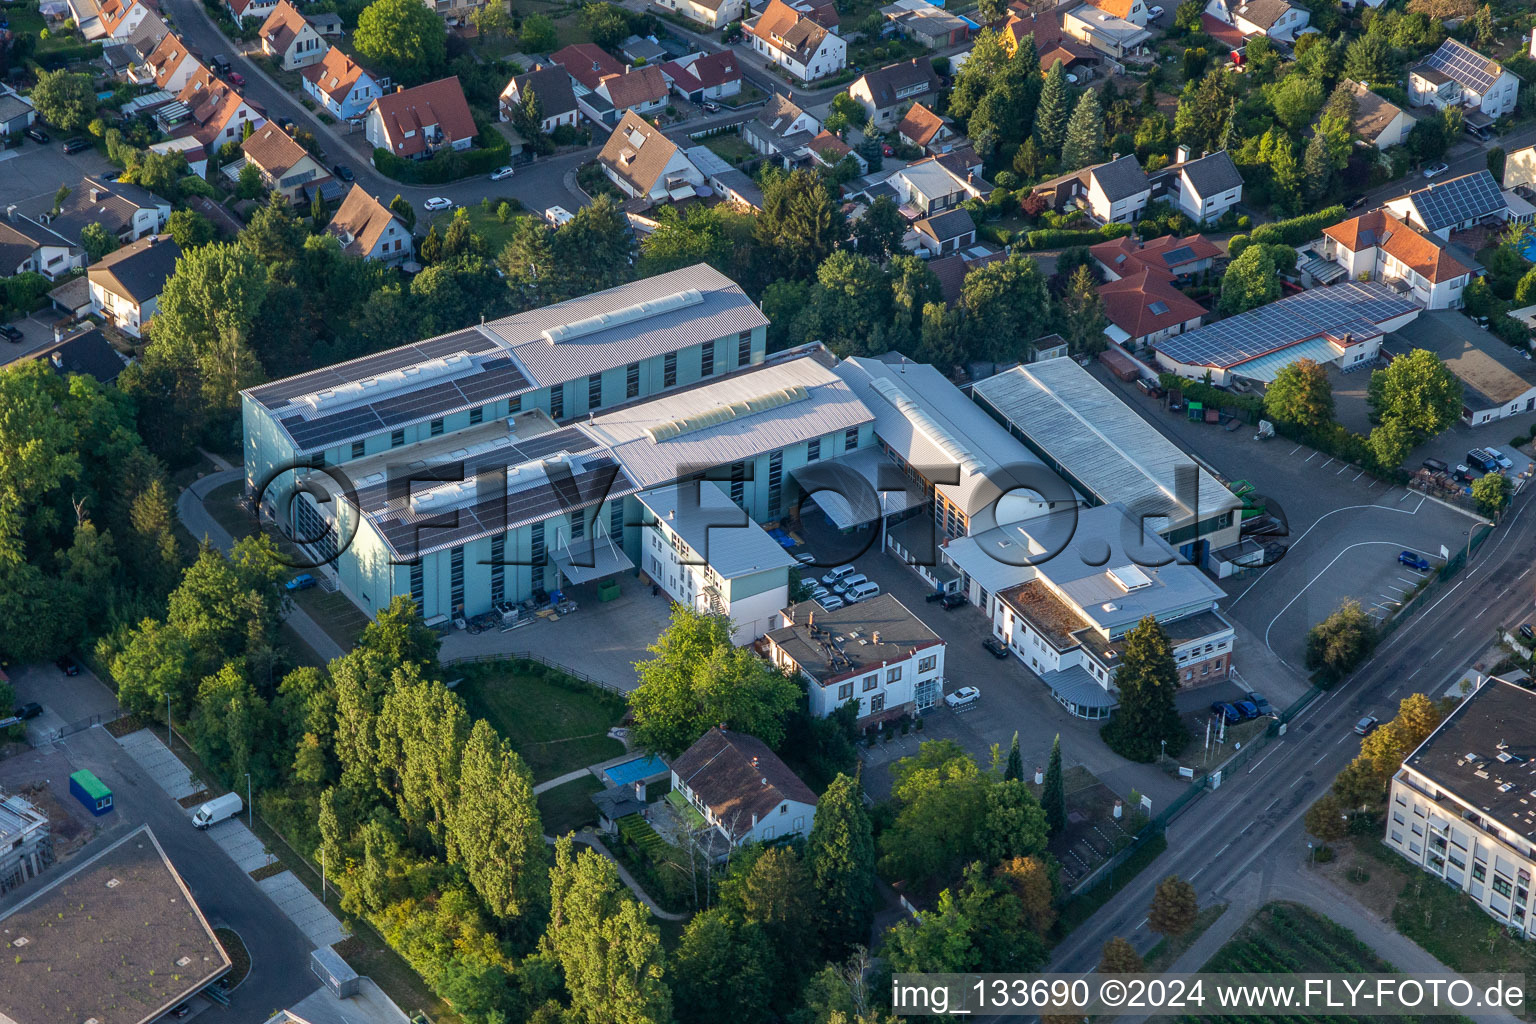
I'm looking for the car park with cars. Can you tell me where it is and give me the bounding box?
[945,685,980,710]
[1210,701,1241,724]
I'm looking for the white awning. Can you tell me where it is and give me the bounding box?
[791,448,920,530]
[551,535,634,584]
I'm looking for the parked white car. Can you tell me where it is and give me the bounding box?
[945,686,981,710]
[424,196,454,211]
[489,166,515,180]
[817,595,845,611]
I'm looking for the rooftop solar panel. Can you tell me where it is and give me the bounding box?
[1404,171,1505,232]
[1421,39,1500,95]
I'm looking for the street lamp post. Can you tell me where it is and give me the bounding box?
[245,773,252,828]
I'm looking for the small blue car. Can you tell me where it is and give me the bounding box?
[1234,699,1260,720]
[285,574,316,591]
[1398,551,1430,572]
[1210,701,1241,724]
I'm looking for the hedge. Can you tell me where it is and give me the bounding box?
[1229,205,1346,257]
[1025,222,1134,250]
[371,123,511,185]
[1156,373,1263,418]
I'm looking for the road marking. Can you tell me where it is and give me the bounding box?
[1334,732,1351,746]
[1520,566,1532,581]
[1409,665,1423,678]
[1262,540,1425,657]
[1228,501,1428,608]
[1321,458,1335,468]
[1313,751,1330,764]
[1214,842,1231,857]
[1246,745,1281,774]
[1288,445,1303,456]
[1432,645,1445,658]
[1452,626,1465,638]
[1397,576,1417,584]
[1353,470,1366,481]
[1265,797,1280,811]
[1336,464,1350,475]
[1384,584,1407,593]
[1292,775,1307,788]
[1305,452,1320,463]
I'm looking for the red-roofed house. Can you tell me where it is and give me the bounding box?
[302,47,384,121]
[365,77,477,160]
[1090,233,1222,281]
[177,69,265,148]
[258,0,324,70]
[96,0,153,41]
[227,0,277,28]
[896,102,955,153]
[549,43,667,124]
[1318,210,1473,309]
[659,51,743,103]
[744,0,847,83]
[1098,268,1206,349]
[137,33,204,93]
[550,43,624,90]
[809,129,866,173]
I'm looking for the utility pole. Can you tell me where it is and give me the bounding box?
[245,773,252,828]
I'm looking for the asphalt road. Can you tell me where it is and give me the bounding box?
[41,724,319,1022]
[1045,481,1536,979]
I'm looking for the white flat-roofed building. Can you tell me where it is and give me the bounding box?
[637,479,796,644]
[948,502,1233,718]
[0,790,50,895]
[970,357,1243,568]
[1385,679,1536,938]
[765,593,946,723]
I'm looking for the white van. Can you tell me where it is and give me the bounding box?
[821,564,856,585]
[845,581,881,603]
[817,594,846,611]
[192,792,243,830]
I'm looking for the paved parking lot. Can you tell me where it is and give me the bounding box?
[257,870,347,948]
[1092,366,1480,670]
[205,818,278,873]
[840,550,1192,807]
[0,141,114,211]
[117,728,203,800]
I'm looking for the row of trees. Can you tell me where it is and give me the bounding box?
[1306,692,1447,844]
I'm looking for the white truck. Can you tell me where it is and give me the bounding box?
[192,792,243,830]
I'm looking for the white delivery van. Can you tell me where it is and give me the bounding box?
[192,792,243,829]
[821,564,856,585]
[845,581,881,602]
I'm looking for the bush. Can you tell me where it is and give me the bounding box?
[1025,223,1134,249]
[1247,205,1346,248]
[370,122,510,184]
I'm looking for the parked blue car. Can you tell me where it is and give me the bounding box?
[1234,699,1260,720]
[1398,550,1430,572]
[1210,701,1241,724]
[285,574,317,591]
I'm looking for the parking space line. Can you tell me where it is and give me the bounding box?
[1397,576,1417,584]
[1336,464,1350,475]
[1384,584,1406,593]
[1321,458,1335,468]
[1288,445,1303,455]
[1352,470,1366,481]
[1305,452,1320,463]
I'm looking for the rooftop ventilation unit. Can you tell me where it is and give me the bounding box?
[648,385,810,442]
[293,351,475,416]
[866,375,982,475]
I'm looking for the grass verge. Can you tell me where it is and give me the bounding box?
[1143,903,1228,972]
[536,775,604,836]
[454,660,627,782]
[214,927,251,987]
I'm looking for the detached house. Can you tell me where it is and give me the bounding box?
[139,33,204,94]
[1152,148,1243,223]
[659,51,743,103]
[302,47,384,121]
[1203,0,1309,41]
[326,185,412,265]
[1383,170,1509,240]
[744,94,821,168]
[896,103,956,154]
[888,156,989,216]
[0,213,82,280]
[745,0,847,83]
[1079,154,1153,223]
[0,87,35,142]
[1097,268,1206,349]
[94,0,153,41]
[550,43,668,125]
[87,234,181,338]
[658,0,745,31]
[227,0,278,28]
[1340,79,1411,150]
[1408,39,1519,129]
[258,1,325,71]
[1062,0,1152,58]
[240,123,331,203]
[499,66,579,133]
[847,57,942,127]
[1091,233,1221,281]
[43,176,171,248]
[913,208,976,256]
[670,728,818,854]
[597,110,705,201]
[365,77,477,160]
[177,68,265,148]
[1319,209,1473,310]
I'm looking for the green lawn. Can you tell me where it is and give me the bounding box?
[454,660,627,782]
[703,132,754,165]
[536,775,604,836]
[426,204,527,253]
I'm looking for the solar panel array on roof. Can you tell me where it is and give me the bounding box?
[1155,281,1418,369]
[347,425,637,559]
[1404,170,1505,232]
[1160,245,1195,266]
[1419,38,1500,95]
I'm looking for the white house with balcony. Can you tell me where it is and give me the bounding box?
[1408,39,1519,125]
[636,481,795,645]
[1318,209,1473,310]
[669,727,818,855]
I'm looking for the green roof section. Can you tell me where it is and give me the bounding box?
[70,769,112,800]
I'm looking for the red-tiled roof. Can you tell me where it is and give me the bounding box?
[301,46,371,101]
[897,102,946,147]
[369,77,476,158]
[660,50,742,92]
[599,65,668,109]
[1098,268,1206,340]
[550,42,624,91]
[1323,210,1471,284]
[258,0,310,55]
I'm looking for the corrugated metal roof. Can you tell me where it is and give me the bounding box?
[637,480,797,579]
[971,357,1243,528]
[587,355,871,488]
[833,356,1070,524]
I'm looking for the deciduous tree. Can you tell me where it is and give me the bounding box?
[29,69,94,130]
[1366,347,1462,442]
[1147,875,1199,938]
[354,0,447,85]
[1099,936,1144,972]
[1304,598,1377,682]
[1264,357,1334,431]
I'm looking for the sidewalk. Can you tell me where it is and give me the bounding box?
[115,727,349,949]
[177,469,346,663]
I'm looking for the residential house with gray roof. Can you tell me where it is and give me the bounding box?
[846,56,942,127]
[87,233,180,338]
